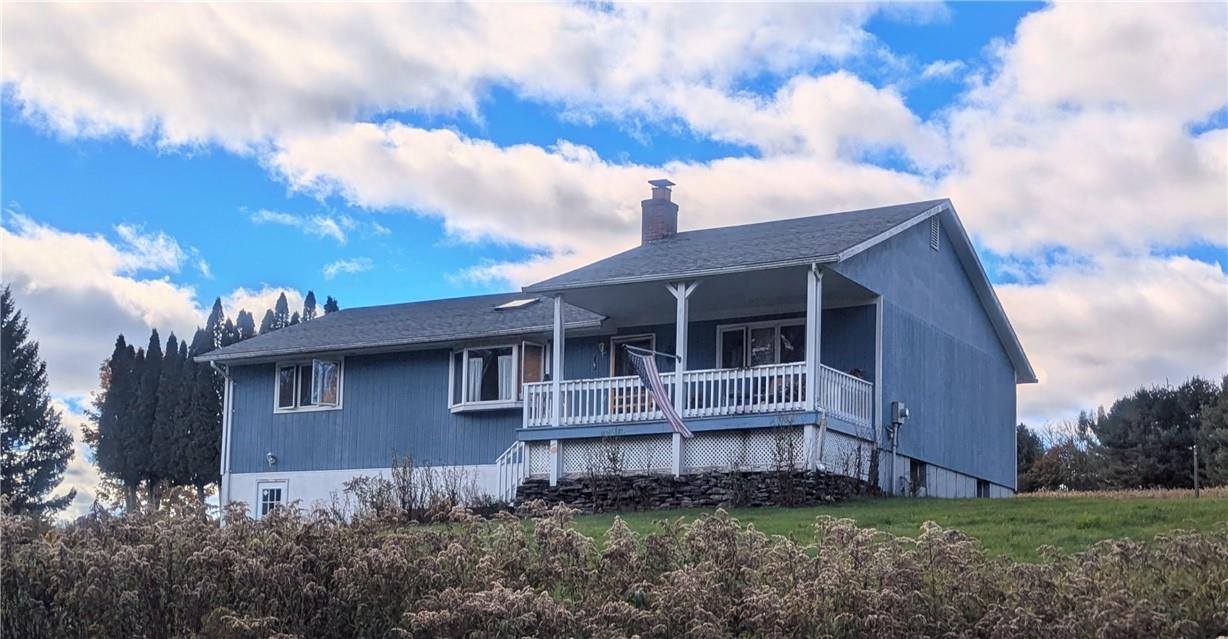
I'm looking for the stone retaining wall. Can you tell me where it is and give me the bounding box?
[515,469,874,513]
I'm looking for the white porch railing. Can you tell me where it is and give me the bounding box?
[523,362,871,429]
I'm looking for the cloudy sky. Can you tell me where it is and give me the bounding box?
[2,3,1225,518]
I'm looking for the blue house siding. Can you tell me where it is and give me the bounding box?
[227,349,522,474]
[834,219,1017,489]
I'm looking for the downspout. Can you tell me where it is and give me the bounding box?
[210,360,233,514]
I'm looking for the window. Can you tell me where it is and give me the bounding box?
[717,320,805,368]
[257,480,287,517]
[909,459,927,496]
[611,334,655,376]
[976,479,991,498]
[930,217,940,251]
[274,358,342,412]
[450,342,542,409]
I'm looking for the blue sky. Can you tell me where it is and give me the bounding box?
[2,3,1225,517]
[1,2,1061,309]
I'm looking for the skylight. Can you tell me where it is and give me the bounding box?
[494,298,540,310]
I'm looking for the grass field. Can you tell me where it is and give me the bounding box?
[567,489,1228,561]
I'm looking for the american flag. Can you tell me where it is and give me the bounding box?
[627,348,694,438]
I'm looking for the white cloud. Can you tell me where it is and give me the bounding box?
[250,209,347,243]
[221,286,304,320]
[51,399,104,520]
[1,213,205,395]
[1005,254,1228,423]
[940,3,1228,256]
[322,257,373,280]
[1,3,892,152]
[920,59,964,81]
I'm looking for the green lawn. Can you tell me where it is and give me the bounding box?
[566,494,1228,561]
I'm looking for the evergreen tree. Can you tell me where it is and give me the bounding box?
[185,328,222,501]
[222,319,238,347]
[0,287,76,515]
[117,347,146,509]
[234,310,256,341]
[1092,378,1218,488]
[273,292,290,329]
[134,330,164,509]
[259,309,276,335]
[150,333,184,491]
[289,311,301,326]
[323,295,339,314]
[302,291,318,321]
[1198,376,1228,486]
[206,298,226,350]
[171,341,198,494]
[91,337,141,509]
[1015,423,1045,492]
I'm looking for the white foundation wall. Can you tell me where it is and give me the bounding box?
[225,464,501,515]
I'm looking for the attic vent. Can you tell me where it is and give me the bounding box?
[495,298,540,310]
[930,217,940,251]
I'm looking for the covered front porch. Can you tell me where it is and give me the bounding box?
[524,263,880,434]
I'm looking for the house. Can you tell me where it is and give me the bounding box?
[198,181,1036,516]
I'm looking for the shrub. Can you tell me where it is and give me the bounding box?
[3,503,1225,638]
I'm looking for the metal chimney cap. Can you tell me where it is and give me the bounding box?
[648,178,675,188]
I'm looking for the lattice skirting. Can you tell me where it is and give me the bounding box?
[524,426,861,479]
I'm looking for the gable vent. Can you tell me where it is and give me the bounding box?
[930,217,940,251]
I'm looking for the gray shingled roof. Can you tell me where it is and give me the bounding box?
[198,293,604,363]
[524,200,947,292]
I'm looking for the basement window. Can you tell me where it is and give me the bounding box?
[257,480,287,518]
[274,358,342,412]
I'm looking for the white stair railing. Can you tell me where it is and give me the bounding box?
[494,440,527,503]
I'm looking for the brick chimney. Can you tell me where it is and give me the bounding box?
[641,178,678,243]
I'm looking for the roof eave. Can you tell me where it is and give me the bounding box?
[194,317,606,365]
[522,254,842,295]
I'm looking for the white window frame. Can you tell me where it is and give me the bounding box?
[272,357,344,414]
[449,343,527,412]
[255,480,288,518]
[609,333,656,377]
[716,319,806,369]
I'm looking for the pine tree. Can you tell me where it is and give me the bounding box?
[323,295,340,314]
[303,291,318,321]
[259,309,276,335]
[134,330,164,509]
[289,312,301,326]
[151,333,184,492]
[222,319,238,347]
[117,346,146,510]
[186,328,222,502]
[206,298,226,350]
[234,310,256,341]
[0,287,76,515]
[1093,378,1218,488]
[273,293,290,329]
[171,341,197,494]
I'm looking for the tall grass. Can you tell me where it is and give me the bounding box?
[4,502,1225,638]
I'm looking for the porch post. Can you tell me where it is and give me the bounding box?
[548,440,561,487]
[550,295,565,487]
[551,294,565,429]
[668,281,697,477]
[805,265,823,410]
[804,265,823,471]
